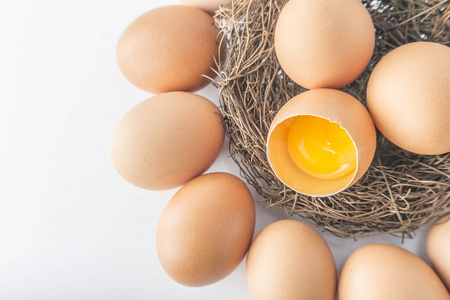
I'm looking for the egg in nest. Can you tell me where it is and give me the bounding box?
[275,0,375,89]
[267,89,376,196]
[367,42,450,155]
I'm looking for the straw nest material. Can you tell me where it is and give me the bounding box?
[211,0,450,237]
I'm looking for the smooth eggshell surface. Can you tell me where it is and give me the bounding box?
[267,89,377,196]
[339,244,450,300]
[246,220,336,300]
[116,5,219,93]
[275,0,374,89]
[177,0,230,14]
[428,214,450,291]
[156,172,255,287]
[367,42,450,155]
[110,92,224,190]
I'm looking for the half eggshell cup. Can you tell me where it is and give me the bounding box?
[266,89,377,197]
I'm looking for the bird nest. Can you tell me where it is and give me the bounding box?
[211,0,450,237]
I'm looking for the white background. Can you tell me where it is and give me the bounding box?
[0,0,432,299]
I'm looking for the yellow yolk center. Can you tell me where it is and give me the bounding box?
[287,115,357,180]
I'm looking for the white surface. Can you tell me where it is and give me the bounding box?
[0,0,431,299]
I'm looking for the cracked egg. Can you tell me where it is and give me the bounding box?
[267,89,377,197]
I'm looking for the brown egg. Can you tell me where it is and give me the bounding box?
[267,89,377,196]
[156,172,255,286]
[339,244,450,300]
[246,220,336,300]
[177,0,230,14]
[116,5,219,93]
[110,92,224,190]
[428,214,450,291]
[367,42,450,155]
[275,0,375,89]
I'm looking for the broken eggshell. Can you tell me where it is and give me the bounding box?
[266,89,377,197]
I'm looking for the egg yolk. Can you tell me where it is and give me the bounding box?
[287,116,357,180]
